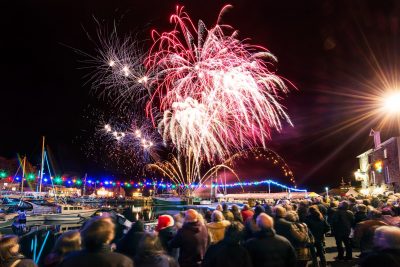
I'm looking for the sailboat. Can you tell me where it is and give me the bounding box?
[20,137,98,222]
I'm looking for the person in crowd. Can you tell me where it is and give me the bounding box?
[285,211,312,267]
[313,198,328,218]
[169,209,209,267]
[353,209,388,254]
[231,205,243,223]
[134,233,178,267]
[305,205,330,267]
[359,226,400,267]
[241,205,254,223]
[273,206,293,243]
[44,230,81,267]
[60,217,133,267]
[204,209,212,223]
[215,205,223,212]
[331,201,354,261]
[0,235,36,267]
[197,213,206,226]
[221,204,234,222]
[326,201,338,233]
[244,213,296,267]
[296,200,309,223]
[244,205,265,240]
[206,210,231,244]
[202,222,252,267]
[262,202,273,216]
[156,215,178,258]
[173,212,185,230]
[354,204,368,226]
[116,220,146,259]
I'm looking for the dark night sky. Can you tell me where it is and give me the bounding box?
[0,0,399,191]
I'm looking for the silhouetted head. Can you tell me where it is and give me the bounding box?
[81,216,115,251]
[185,209,198,223]
[256,213,274,230]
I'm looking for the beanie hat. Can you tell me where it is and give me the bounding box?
[156,215,174,231]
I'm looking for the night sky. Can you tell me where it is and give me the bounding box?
[1,0,399,191]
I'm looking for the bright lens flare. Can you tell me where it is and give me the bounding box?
[383,91,400,114]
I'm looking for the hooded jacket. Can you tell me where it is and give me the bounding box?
[244,229,296,267]
[116,220,145,259]
[158,226,178,259]
[170,221,209,267]
[206,220,231,244]
[60,244,133,267]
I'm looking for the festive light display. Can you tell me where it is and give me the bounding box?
[7,174,304,192]
[0,171,7,179]
[146,5,292,163]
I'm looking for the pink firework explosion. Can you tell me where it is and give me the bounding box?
[146,5,293,163]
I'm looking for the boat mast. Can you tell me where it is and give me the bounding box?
[21,156,26,193]
[39,136,45,193]
[83,173,87,196]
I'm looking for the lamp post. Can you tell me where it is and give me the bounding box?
[325,187,329,201]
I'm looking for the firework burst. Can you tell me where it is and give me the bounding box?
[146,5,293,163]
[82,27,151,110]
[146,152,238,196]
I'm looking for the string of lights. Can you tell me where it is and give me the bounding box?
[3,175,306,192]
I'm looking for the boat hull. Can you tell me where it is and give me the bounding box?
[44,214,82,222]
[0,219,14,229]
[152,197,186,206]
[44,209,97,222]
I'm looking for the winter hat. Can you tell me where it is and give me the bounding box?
[156,215,174,231]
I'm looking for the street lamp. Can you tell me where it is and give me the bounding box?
[383,91,400,114]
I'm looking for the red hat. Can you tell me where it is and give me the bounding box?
[156,215,174,231]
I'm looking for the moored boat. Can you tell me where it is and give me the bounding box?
[152,194,187,206]
[44,204,97,222]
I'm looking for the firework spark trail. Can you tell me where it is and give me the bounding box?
[101,121,161,161]
[146,5,293,163]
[146,152,239,196]
[82,27,151,110]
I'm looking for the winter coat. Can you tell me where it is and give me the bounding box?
[222,210,234,222]
[241,210,254,223]
[331,208,355,236]
[59,245,133,267]
[305,214,330,242]
[206,220,231,244]
[244,218,260,240]
[169,221,209,267]
[354,211,368,226]
[353,219,387,252]
[1,255,36,267]
[244,229,296,267]
[359,248,400,267]
[274,217,293,243]
[202,240,252,267]
[158,226,179,259]
[232,210,243,223]
[116,220,145,258]
[289,222,311,261]
[134,252,179,267]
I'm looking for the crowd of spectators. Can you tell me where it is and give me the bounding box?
[2,194,400,267]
